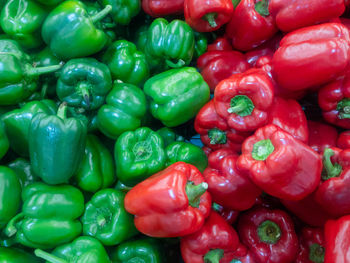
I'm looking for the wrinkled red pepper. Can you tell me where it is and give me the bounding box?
[272,23,350,91]
[184,0,234,32]
[124,162,211,237]
[307,121,338,153]
[203,148,261,211]
[207,37,232,51]
[237,124,322,200]
[337,130,350,149]
[238,207,299,263]
[214,69,274,132]
[142,0,184,17]
[212,203,240,225]
[295,227,325,263]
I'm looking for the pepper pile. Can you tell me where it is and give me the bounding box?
[1,0,350,262]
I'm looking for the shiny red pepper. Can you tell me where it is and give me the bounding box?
[180,211,240,263]
[207,37,232,51]
[124,162,211,237]
[184,0,234,32]
[238,207,299,263]
[212,203,240,225]
[213,69,274,132]
[229,244,257,263]
[307,121,338,154]
[295,227,325,263]
[272,23,350,91]
[237,124,322,200]
[142,0,184,17]
[337,130,350,149]
[203,148,261,211]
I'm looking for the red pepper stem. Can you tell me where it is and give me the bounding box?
[232,0,242,8]
[257,220,281,244]
[203,13,218,28]
[337,98,350,119]
[252,139,274,161]
[203,249,224,263]
[208,128,227,145]
[186,181,208,208]
[4,212,24,237]
[91,5,112,24]
[228,95,254,116]
[309,243,325,263]
[255,0,270,16]
[322,148,342,180]
[26,64,63,76]
[34,249,68,263]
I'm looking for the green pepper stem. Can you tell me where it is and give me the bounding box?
[257,220,281,244]
[337,99,350,119]
[309,243,325,263]
[232,0,242,8]
[203,13,218,28]
[91,5,112,24]
[322,148,342,180]
[4,213,24,237]
[78,82,91,108]
[208,128,227,145]
[203,249,224,263]
[252,139,275,161]
[26,64,63,76]
[34,249,68,263]
[186,181,208,208]
[227,95,255,116]
[57,102,68,120]
[255,0,270,16]
[96,214,107,227]
[212,202,222,212]
[166,59,185,68]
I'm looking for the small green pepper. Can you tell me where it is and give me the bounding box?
[8,158,39,188]
[99,0,140,25]
[0,247,40,263]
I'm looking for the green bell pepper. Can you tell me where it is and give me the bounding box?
[35,236,110,263]
[29,103,87,185]
[114,127,166,186]
[1,99,57,157]
[144,67,210,127]
[0,247,40,263]
[56,58,112,110]
[133,24,148,53]
[99,0,140,25]
[67,107,98,133]
[81,188,138,246]
[156,127,185,147]
[33,0,63,6]
[194,31,208,58]
[0,119,9,159]
[8,158,39,188]
[4,182,84,249]
[41,0,112,59]
[102,40,149,86]
[97,82,147,139]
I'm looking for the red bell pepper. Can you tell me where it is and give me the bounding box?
[212,203,240,225]
[225,0,278,51]
[269,0,345,32]
[237,124,322,200]
[318,70,350,129]
[213,69,274,132]
[180,211,239,263]
[295,227,325,263]
[142,0,184,17]
[229,244,257,263]
[337,130,350,149]
[197,50,250,92]
[267,97,309,143]
[194,100,251,152]
[238,207,299,263]
[203,148,262,211]
[324,215,350,263]
[272,23,350,92]
[207,37,232,51]
[124,162,211,237]
[184,0,234,32]
[307,121,338,153]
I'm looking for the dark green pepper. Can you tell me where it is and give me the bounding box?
[194,31,208,58]
[99,0,140,25]
[8,158,39,188]
[97,82,147,139]
[81,188,138,246]
[0,119,9,159]
[29,103,87,185]
[0,247,40,263]
[133,24,148,53]
[57,58,112,110]
[33,0,64,6]
[156,127,185,147]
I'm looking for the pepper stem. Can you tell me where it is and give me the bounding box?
[252,139,274,161]
[203,13,218,28]
[78,82,91,108]
[4,213,24,237]
[34,249,68,263]
[255,0,270,16]
[208,128,227,145]
[337,98,350,119]
[26,64,63,76]
[227,95,254,116]
[212,202,222,212]
[257,220,281,244]
[322,148,342,180]
[97,214,107,227]
[186,181,208,208]
[166,59,185,68]
[91,5,112,24]
[203,249,224,263]
[57,102,68,120]
[232,0,242,8]
[309,243,325,263]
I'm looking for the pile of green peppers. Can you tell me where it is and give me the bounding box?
[0,0,211,262]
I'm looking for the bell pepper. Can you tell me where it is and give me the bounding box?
[156,127,185,147]
[67,106,98,133]
[0,247,40,263]
[337,130,350,149]
[73,134,115,193]
[213,69,274,132]
[269,0,345,32]
[204,148,261,211]
[193,31,208,58]
[144,67,210,127]
[212,203,240,225]
[194,100,251,152]
[0,120,8,159]
[197,50,251,92]
[142,0,184,17]
[296,227,325,263]
[56,58,112,110]
[35,236,110,263]
[8,158,38,188]
[99,0,140,25]
[1,99,57,157]
[238,207,299,263]
[272,23,350,91]
[4,182,84,249]
[184,0,234,32]
[225,0,278,51]
[33,0,63,6]
[180,211,239,263]
[226,244,258,263]
[237,124,322,200]
[133,24,149,53]
[81,188,138,246]
[124,162,212,237]
[41,1,113,59]
[307,121,338,153]
[207,37,232,51]
[28,103,87,185]
[102,40,150,86]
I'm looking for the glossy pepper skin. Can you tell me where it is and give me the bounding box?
[102,40,149,86]
[214,69,274,132]
[8,158,39,188]
[269,0,345,32]
[4,183,84,249]
[272,23,350,91]
[238,207,299,263]
[99,0,140,25]
[41,0,112,59]
[125,162,212,237]
[181,211,239,263]
[225,0,278,51]
[295,227,325,263]
[193,31,208,58]
[308,121,338,154]
[142,0,184,17]
[212,203,240,225]
[144,67,210,127]
[197,50,251,92]
[237,124,322,200]
[81,188,138,246]
[0,120,8,159]
[57,58,112,110]
[29,103,87,185]
[156,127,185,147]
[337,131,350,149]
[184,0,233,32]
[0,247,40,263]
[204,148,261,211]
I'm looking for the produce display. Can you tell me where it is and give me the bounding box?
[1,0,350,262]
